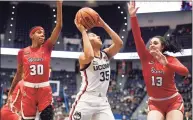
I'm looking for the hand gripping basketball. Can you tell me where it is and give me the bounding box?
[75,7,100,30]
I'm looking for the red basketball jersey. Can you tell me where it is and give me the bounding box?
[131,17,189,98]
[18,40,53,83]
[141,55,183,98]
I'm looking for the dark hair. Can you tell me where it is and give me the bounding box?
[29,26,44,38]
[29,26,39,34]
[147,35,182,53]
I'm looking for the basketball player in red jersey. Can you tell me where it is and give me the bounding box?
[1,80,24,120]
[8,1,63,120]
[128,1,189,120]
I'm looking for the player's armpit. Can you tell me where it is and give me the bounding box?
[79,53,94,65]
[166,58,189,76]
[103,43,122,60]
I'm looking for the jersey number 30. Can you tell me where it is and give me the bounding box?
[100,71,110,82]
[30,64,44,75]
[152,76,162,87]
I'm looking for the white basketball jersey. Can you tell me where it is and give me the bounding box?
[79,51,110,95]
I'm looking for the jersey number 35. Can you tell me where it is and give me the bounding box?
[100,71,110,82]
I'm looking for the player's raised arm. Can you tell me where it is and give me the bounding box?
[49,0,63,45]
[75,19,94,64]
[97,17,123,59]
[128,1,149,60]
[8,50,23,97]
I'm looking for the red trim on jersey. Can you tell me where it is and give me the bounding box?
[69,70,88,120]
[11,89,21,112]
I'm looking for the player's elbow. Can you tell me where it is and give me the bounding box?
[118,40,123,47]
[56,23,63,30]
[183,68,189,77]
[115,41,123,50]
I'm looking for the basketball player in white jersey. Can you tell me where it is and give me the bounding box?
[69,16,123,120]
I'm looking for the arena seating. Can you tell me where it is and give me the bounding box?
[108,69,146,118]
[176,74,192,114]
[124,26,170,52]
[172,23,192,49]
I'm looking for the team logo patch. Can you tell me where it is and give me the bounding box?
[93,61,98,65]
[73,111,81,120]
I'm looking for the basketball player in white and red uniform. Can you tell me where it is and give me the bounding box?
[8,1,63,120]
[69,15,123,120]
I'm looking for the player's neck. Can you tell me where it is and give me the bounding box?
[31,43,41,48]
[93,50,101,58]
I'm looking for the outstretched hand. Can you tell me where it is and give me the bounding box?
[150,49,168,66]
[95,17,106,28]
[127,1,139,17]
[57,0,63,4]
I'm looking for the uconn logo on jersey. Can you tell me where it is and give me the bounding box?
[93,62,110,71]
[151,67,164,74]
[28,58,44,62]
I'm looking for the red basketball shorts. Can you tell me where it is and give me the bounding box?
[21,82,53,119]
[1,105,20,120]
[148,93,184,116]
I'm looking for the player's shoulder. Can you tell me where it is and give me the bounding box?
[20,46,32,54]
[165,55,176,59]
[165,55,176,62]
[42,39,51,46]
[17,48,26,55]
[101,50,109,60]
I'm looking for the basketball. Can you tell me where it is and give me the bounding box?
[75,7,99,29]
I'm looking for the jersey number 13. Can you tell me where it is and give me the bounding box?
[152,76,163,87]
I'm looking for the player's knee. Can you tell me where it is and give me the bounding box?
[40,105,54,120]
